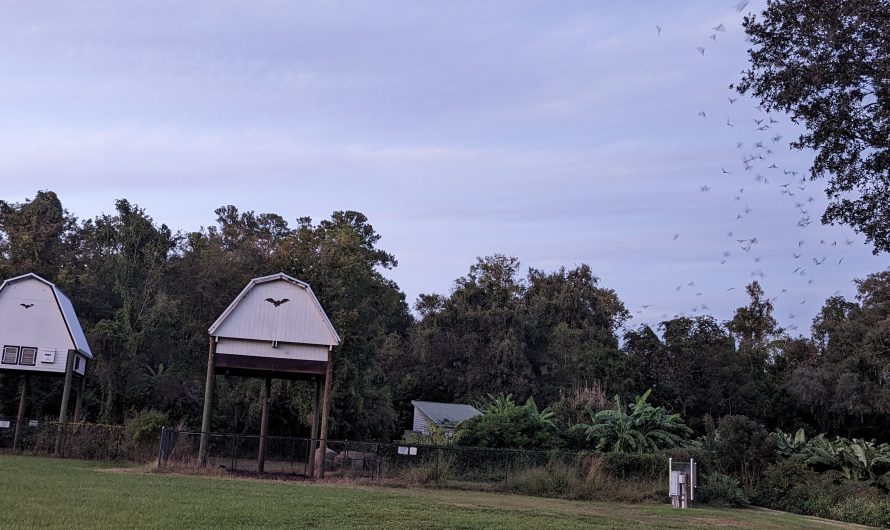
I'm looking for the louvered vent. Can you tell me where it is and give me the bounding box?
[19,347,37,366]
[2,346,19,364]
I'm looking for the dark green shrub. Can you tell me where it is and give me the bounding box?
[124,409,169,462]
[603,452,662,480]
[699,472,749,506]
[754,458,824,514]
[456,397,558,450]
[711,415,776,489]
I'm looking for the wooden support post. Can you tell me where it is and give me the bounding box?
[55,350,76,456]
[12,375,28,452]
[307,377,321,477]
[73,373,87,423]
[257,377,271,473]
[198,337,217,464]
[315,360,333,479]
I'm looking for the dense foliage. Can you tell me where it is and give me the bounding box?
[455,394,558,449]
[573,389,692,453]
[1,191,890,453]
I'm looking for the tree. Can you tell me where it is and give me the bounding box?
[787,270,890,438]
[398,259,628,412]
[709,415,776,489]
[624,317,759,426]
[736,0,890,252]
[0,190,76,279]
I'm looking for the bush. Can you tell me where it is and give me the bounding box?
[711,415,776,489]
[754,458,822,514]
[124,410,169,462]
[505,462,595,499]
[699,473,749,506]
[503,454,663,502]
[456,398,559,450]
[602,452,662,480]
[32,422,125,460]
[828,495,890,528]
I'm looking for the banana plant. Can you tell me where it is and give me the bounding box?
[773,428,807,457]
[573,389,692,453]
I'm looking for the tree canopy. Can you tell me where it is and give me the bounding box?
[736,0,890,252]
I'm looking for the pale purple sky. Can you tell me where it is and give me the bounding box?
[1,1,887,333]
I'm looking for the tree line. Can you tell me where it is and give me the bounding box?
[1,191,888,443]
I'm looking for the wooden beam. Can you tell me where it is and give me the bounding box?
[257,377,271,473]
[214,353,327,377]
[12,375,28,453]
[73,372,87,423]
[54,350,76,456]
[307,377,321,477]
[316,360,333,478]
[198,337,217,464]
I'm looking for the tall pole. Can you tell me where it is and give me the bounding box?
[12,375,28,452]
[316,359,333,478]
[198,337,217,464]
[257,377,271,473]
[307,377,321,477]
[55,350,76,456]
[73,373,87,423]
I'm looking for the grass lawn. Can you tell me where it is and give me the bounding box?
[0,455,868,529]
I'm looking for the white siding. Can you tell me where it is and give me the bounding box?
[212,279,338,346]
[215,337,329,361]
[0,278,74,375]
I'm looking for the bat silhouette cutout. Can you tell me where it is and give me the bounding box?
[20,303,34,309]
[265,298,290,307]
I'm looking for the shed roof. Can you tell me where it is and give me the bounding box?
[208,273,340,346]
[0,273,93,358]
[411,400,481,427]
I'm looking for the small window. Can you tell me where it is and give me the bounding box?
[19,347,37,366]
[74,356,81,371]
[2,346,19,364]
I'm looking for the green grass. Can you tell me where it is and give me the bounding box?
[0,455,868,529]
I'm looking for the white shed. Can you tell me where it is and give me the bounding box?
[0,273,92,451]
[411,401,481,435]
[208,273,340,375]
[199,273,340,477]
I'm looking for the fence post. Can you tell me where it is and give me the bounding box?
[230,433,237,471]
[157,426,166,468]
[12,375,28,453]
[504,451,508,483]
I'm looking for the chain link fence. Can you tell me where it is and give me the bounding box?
[157,428,599,487]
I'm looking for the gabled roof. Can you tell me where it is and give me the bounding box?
[0,273,93,358]
[208,273,340,346]
[411,400,481,427]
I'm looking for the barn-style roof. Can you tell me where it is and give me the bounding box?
[0,273,93,358]
[208,273,340,347]
[411,401,481,427]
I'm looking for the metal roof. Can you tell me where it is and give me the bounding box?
[411,400,481,427]
[0,273,93,358]
[208,273,340,346]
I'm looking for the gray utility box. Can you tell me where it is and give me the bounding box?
[668,458,697,509]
